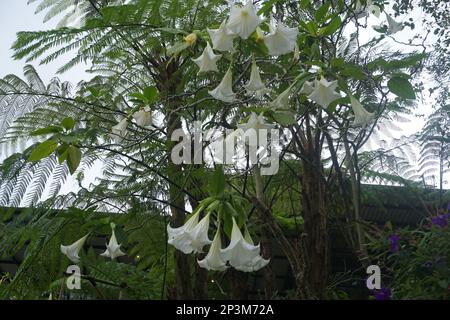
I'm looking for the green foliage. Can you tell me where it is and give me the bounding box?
[388,76,416,100]
[0,206,169,299]
[367,214,450,299]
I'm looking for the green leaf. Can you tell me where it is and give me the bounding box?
[166,41,190,56]
[341,63,365,80]
[321,16,341,36]
[61,117,75,130]
[222,204,233,239]
[210,165,225,197]
[331,57,345,68]
[67,145,82,174]
[129,92,147,102]
[56,144,69,164]
[388,77,416,99]
[273,111,297,126]
[28,140,58,162]
[30,126,63,136]
[258,0,278,15]
[315,2,330,23]
[143,86,159,103]
[300,0,311,9]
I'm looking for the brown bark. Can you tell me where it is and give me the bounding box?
[228,269,249,299]
[301,157,328,299]
[251,167,309,299]
[162,58,193,299]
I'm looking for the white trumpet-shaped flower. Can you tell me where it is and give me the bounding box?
[188,213,213,253]
[167,211,200,254]
[244,59,269,98]
[111,118,128,142]
[237,112,274,133]
[60,234,89,263]
[270,86,291,109]
[350,95,375,127]
[221,218,269,272]
[307,77,341,109]
[209,68,236,103]
[167,212,212,254]
[133,108,153,127]
[385,12,403,34]
[198,228,228,271]
[226,1,262,39]
[263,18,298,56]
[208,20,236,52]
[237,112,274,147]
[299,80,315,96]
[101,226,126,260]
[192,42,222,74]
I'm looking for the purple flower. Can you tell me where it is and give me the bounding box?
[388,234,400,252]
[431,215,449,228]
[374,287,392,300]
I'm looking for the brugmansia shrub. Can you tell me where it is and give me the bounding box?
[0,0,433,299]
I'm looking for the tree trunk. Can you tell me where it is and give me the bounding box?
[300,157,328,299]
[251,167,308,299]
[228,269,249,299]
[162,58,193,299]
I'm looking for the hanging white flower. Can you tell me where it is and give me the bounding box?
[385,12,403,34]
[208,20,236,52]
[299,80,315,96]
[133,107,153,127]
[167,211,200,254]
[111,118,128,142]
[208,68,236,103]
[198,228,228,271]
[100,225,126,260]
[221,218,269,272]
[188,213,213,253]
[270,86,291,109]
[307,77,341,109]
[263,18,299,56]
[237,112,274,133]
[226,1,262,39]
[350,95,375,127]
[167,212,212,254]
[237,228,270,272]
[244,59,269,98]
[192,42,222,74]
[60,234,89,263]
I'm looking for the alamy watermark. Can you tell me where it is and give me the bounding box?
[170,121,282,175]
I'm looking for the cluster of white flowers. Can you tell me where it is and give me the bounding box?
[168,212,269,272]
[197,1,375,128]
[164,1,382,272]
[111,1,382,142]
[194,1,298,104]
[60,224,125,263]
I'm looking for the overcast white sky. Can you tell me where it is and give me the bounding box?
[0,1,88,83]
